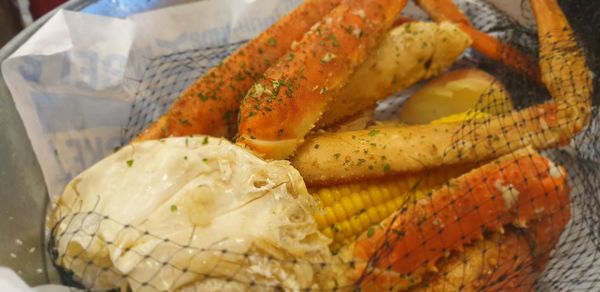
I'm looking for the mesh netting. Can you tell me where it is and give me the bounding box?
[48,0,600,291]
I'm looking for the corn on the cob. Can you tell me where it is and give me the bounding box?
[309,166,471,248]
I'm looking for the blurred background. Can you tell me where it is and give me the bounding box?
[0,0,65,46]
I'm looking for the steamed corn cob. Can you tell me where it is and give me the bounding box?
[309,166,471,249]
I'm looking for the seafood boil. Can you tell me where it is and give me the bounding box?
[48,0,593,291]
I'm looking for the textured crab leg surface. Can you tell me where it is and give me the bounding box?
[134,0,340,141]
[531,0,593,135]
[347,147,570,290]
[237,0,409,159]
[415,0,541,81]
[415,233,536,292]
[292,0,592,186]
[316,21,471,129]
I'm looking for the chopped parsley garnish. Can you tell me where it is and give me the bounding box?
[178,118,191,126]
[198,93,209,101]
[267,37,277,47]
[383,163,391,173]
[368,129,380,136]
[202,136,209,145]
[367,226,375,237]
[170,205,178,213]
[126,159,134,167]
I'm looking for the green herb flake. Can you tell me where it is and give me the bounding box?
[178,118,191,126]
[198,93,209,101]
[383,163,391,173]
[368,129,380,136]
[170,205,178,213]
[202,136,209,145]
[126,159,134,167]
[314,144,320,149]
[184,156,188,160]
[325,34,340,47]
[267,37,277,47]
[367,226,375,238]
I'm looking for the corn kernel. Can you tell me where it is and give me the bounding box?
[314,212,328,228]
[367,207,381,223]
[358,190,374,207]
[322,226,334,239]
[341,196,356,215]
[386,200,397,214]
[339,185,352,197]
[339,221,353,238]
[318,189,335,206]
[376,205,389,220]
[349,215,363,234]
[367,185,383,205]
[350,193,366,212]
[331,188,343,201]
[332,203,347,222]
[324,206,337,225]
[358,212,371,230]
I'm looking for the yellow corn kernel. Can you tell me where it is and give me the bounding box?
[322,226,334,239]
[324,206,337,225]
[338,221,353,239]
[339,185,352,197]
[332,203,348,222]
[385,200,397,215]
[350,193,367,211]
[357,212,371,230]
[366,185,383,205]
[366,207,381,223]
[340,196,356,216]
[314,212,327,228]
[376,204,389,220]
[318,189,335,206]
[331,188,343,201]
[358,190,374,207]
[349,215,363,234]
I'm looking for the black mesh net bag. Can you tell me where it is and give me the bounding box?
[47,0,600,291]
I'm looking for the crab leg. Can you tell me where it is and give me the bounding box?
[415,0,541,81]
[291,0,592,186]
[531,0,593,135]
[134,0,341,141]
[237,0,409,159]
[345,147,570,290]
[415,232,537,291]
